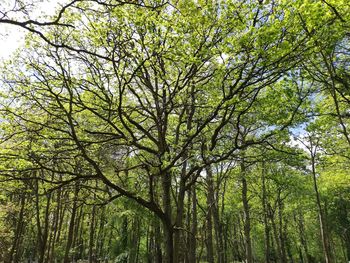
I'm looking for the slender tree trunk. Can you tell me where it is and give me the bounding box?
[188,184,197,263]
[212,170,224,263]
[41,195,51,263]
[146,226,152,263]
[73,204,83,253]
[232,216,242,261]
[45,220,54,263]
[49,186,62,263]
[285,221,294,263]
[63,183,79,263]
[9,193,26,263]
[77,210,85,260]
[56,190,68,244]
[241,161,253,263]
[221,179,229,263]
[96,207,106,260]
[277,195,287,263]
[35,179,51,263]
[89,204,96,263]
[296,210,309,263]
[133,218,141,263]
[205,166,215,263]
[271,209,282,262]
[262,162,271,263]
[310,154,332,263]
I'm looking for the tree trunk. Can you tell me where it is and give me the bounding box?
[162,171,173,263]
[89,204,96,263]
[63,183,79,263]
[163,219,174,263]
[49,185,62,263]
[155,222,163,263]
[35,178,51,263]
[205,166,215,263]
[232,216,243,261]
[188,184,197,263]
[295,210,309,263]
[9,193,26,263]
[241,161,253,263]
[271,208,282,263]
[310,154,333,263]
[261,162,271,263]
[173,177,186,262]
[277,195,287,263]
[212,171,224,263]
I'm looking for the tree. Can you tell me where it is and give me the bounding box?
[1,0,349,262]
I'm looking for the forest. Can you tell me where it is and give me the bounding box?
[0,0,349,262]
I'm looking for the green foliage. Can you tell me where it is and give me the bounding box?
[1,0,350,262]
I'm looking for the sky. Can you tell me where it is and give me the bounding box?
[0,25,25,60]
[0,0,60,61]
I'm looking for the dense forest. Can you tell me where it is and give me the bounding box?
[0,0,350,262]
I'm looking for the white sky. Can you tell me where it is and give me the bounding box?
[0,25,25,60]
[0,0,60,61]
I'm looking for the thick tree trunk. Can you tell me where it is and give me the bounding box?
[162,171,173,263]
[163,219,174,263]
[155,222,163,263]
[173,177,186,262]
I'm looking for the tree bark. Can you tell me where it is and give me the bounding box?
[241,161,253,263]
[173,176,186,262]
[277,195,287,263]
[162,171,174,263]
[9,193,26,263]
[295,210,309,263]
[262,162,271,263]
[187,184,197,263]
[63,183,79,263]
[310,152,333,263]
[205,166,215,263]
[89,204,96,263]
